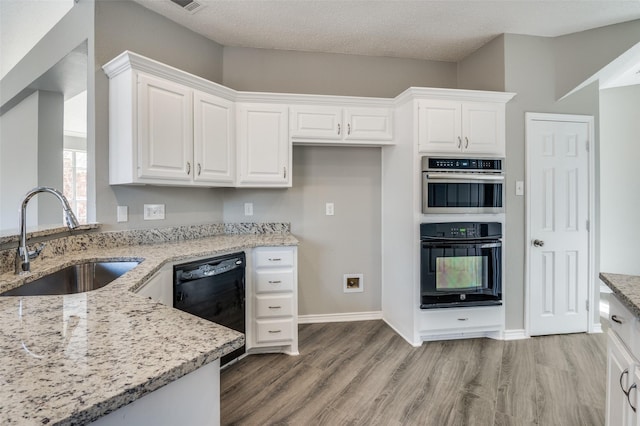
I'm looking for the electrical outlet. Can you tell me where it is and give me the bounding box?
[325,202,334,216]
[244,202,254,216]
[116,205,128,222]
[516,181,525,196]
[143,204,165,220]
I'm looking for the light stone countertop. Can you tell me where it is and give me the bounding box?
[0,232,298,425]
[600,272,640,318]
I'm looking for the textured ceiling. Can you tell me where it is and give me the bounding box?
[133,0,640,62]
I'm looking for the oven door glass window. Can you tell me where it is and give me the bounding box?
[436,256,487,291]
[427,182,503,208]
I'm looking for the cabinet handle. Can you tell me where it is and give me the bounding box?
[465,137,469,149]
[611,314,624,324]
[283,166,287,179]
[268,280,282,284]
[621,369,630,395]
[268,306,282,309]
[347,123,351,135]
[629,383,638,412]
[269,258,282,262]
[186,162,191,175]
[268,330,282,334]
[197,163,201,176]
[457,318,469,321]
[337,123,341,135]
[457,136,462,149]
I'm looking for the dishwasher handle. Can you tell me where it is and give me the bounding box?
[176,257,244,282]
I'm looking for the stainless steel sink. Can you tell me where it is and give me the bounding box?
[1,261,140,296]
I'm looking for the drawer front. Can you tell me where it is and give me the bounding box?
[254,248,294,268]
[255,270,293,293]
[610,295,635,350]
[256,319,294,343]
[256,294,294,318]
[419,306,503,332]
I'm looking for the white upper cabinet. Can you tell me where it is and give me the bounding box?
[193,92,235,184]
[418,99,506,156]
[236,103,291,187]
[290,105,393,145]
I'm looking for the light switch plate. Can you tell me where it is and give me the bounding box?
[244,202,254,216]
[143,204,165,220]
[116,205,128,222]
[516,181,525,196]
[326,202,334,216]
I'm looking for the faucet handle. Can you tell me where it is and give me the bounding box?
[28,243,46,260]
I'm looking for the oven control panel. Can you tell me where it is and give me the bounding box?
[420,222,502,239]
[423,157,503,171]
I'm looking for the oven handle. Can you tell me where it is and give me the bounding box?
[421,236,502,242]
[425,173,504,181]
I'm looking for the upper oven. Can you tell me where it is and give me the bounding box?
[422,156,504,214]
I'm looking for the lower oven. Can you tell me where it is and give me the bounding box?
[174,252,246,366]
[420,222,502,309]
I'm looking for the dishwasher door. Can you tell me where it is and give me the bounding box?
[173,252,245,365]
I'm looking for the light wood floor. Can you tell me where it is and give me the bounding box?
[220,321,606,426]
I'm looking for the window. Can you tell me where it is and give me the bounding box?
[63,149,87,223]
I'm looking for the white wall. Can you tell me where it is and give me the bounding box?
[600,85,640,274]
[0,91,39,231]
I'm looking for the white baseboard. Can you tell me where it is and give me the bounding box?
[590,323,603,334]
[298,311,383,324]
[502,329,528,340]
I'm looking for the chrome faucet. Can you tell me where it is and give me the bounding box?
[15,187,80,274]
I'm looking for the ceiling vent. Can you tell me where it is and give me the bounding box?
[169,0,205,14]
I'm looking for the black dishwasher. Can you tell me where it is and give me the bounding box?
[174,252,245,366]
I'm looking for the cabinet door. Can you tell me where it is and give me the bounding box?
[135,265,173,306]
[236,103,290,187]
[290,106,342,140]
[193,92,235,185]
[462,102,505,156]
[418,99,462,153]
[344,107,393,141]
[607,331,636,426]
[137,73,193,181]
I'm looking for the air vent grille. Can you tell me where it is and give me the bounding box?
[169,0,205,14]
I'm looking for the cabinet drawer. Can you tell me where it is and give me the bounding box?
[254,249,294,268]
[418,306,503,332]
[256,319,294,343]
[255,270,293,293]
[610,295,636,350]
[256,294,294,318]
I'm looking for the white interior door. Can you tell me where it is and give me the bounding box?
[527,114,592,336]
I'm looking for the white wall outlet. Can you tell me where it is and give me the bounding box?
[143,204,165,220]
[516,181,525,196]
[116,205,128,223]
[244,202,254,216]
[325,202,335,216]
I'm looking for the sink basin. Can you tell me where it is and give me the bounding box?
[1,261,140,296]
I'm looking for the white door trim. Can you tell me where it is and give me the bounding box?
[524,112,596,336]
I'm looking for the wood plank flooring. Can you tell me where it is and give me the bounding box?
[220,321,606,426]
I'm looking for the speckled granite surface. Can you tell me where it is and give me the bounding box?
[0,226,297,425]
[600,273,640,318]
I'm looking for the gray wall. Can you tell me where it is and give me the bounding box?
[223,46,457,97]
[222,46,458,316]
[94,0,226,230]
[37,90,64,225]
[457,35,505,92]
[600,85,640,275]
[554,19,640,99]
[223,147,383,315]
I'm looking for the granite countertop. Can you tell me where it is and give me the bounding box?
[600,272,640,318]
[0,232,298,425]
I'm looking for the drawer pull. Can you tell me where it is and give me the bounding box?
[611,314,624,325]
[621,369,630,395]
[268,280,282,284]
[457,318,469,321]
[268,306,282,309]
[268,330,282,334]
[268,258,282,262]
[629,383,638,413]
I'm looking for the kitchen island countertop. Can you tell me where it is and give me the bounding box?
[600,272,640,319]
[0,231,297,425]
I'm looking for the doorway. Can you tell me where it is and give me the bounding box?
[525,113,595,336]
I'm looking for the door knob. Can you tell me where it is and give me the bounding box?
[533,239,545,247]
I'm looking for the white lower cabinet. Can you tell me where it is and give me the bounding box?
[247,246,298,355]
[607,295,640,426]
[135,264,173,306]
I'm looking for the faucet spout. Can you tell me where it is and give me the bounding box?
[15,187,80,274]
